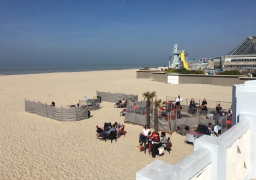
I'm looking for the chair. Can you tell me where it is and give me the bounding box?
[197,124,208,134]
[118,125,126,138]
[104,131,117,143]
[96,125,103,139]
[104,122,111,131]
[188,108,197,116]
[114,100,122,108]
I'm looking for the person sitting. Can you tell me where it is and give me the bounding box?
[201,98,208,111]
[189,98,196,114]
[97,123,115,139]
[160,132,171,153]
[96,126,104,139]
[213,122,221,137]
[160,132,168,146]
[217,112,227,122]
[75,103,81,108]
[206,123,213,135]
[114,122,125,137]
[106,124,116,134]
[120,109,126,116]
[189,98,196,108]
[215,104,222,115]
[120,98,127,108]
[50,102,55,107]
[139,125,150,147]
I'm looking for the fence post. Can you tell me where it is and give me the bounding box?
[45,103,48,118]
[168,111,171,134]
[74,107,77,121]
[61,106,63,121]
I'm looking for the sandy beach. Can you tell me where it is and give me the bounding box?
[0,69,232,180]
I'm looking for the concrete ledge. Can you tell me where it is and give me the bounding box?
[136,160,176,180]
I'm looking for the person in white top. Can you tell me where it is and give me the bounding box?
[139,125,150,146]
[175,95,183,103]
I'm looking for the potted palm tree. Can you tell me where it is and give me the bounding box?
[142,91,156,128]
[153,99,162,133]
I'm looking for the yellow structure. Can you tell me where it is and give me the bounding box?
[170,44,190,70]
[180,51,189,70]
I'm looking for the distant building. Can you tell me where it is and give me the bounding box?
[223,36,256,70]
[208,57,223,70]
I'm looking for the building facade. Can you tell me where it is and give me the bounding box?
[223,36,256,70]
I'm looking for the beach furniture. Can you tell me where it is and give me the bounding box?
[118,125,126,138]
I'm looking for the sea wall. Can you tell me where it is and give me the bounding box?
[136,70,256,86]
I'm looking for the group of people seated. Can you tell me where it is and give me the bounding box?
[189,98,208,111]
[68,103,81,108]
[158,96,183,119]
[115,98,127,108]
[159,95,233,120]
[96,122,125,139]
[216,104,232,116]
[139,125,171,157]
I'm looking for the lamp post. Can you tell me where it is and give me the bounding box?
[168,56,172,68]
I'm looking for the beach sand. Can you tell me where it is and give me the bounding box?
[0,69,232,179]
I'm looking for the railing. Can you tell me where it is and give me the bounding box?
[166,96,232,109]
[136,114,254,179]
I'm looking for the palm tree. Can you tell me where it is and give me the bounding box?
[153,99,162,133]
[142,91,156,128]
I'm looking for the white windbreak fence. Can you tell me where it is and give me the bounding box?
[25,100,89,121]
[96,91,138,103]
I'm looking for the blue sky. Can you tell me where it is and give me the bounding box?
[0,0,255,65]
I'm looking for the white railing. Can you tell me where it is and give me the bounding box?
[136,114,255,180]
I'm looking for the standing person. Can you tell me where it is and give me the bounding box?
[175,95,183,103]
[139,125,150,147]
